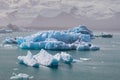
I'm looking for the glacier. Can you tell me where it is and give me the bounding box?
[3,25,100,51]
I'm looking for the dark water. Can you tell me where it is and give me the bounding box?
[0,32,120,80]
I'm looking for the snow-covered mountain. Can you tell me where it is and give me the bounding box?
[0,0,120,31]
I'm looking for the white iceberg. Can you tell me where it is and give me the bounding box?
[18,51,39,68]
[54,52,73,64]
[18,49,75,68]
[33,49,58,67]
[60,52,73,64]
[10,73,33,80]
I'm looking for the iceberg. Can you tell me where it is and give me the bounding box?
[54,52,73,64]
[3,25,100,51]
[3,38,17,44]
[77,42,100,51]
[18,51,39,68]
[80,58,91,61]
[60,52,73,64]
[18,49,75,68]
[90,45,100,51]
[18,49,58,68]
[10,73,33,80]
[33,49,58,67]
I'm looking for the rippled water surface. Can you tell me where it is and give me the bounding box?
[0,32,120,80]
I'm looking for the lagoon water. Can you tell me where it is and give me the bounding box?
[0,32,120,80]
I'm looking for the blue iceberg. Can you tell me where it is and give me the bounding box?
[3,25,99,51]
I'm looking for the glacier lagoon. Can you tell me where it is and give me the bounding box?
[0,31,120,80]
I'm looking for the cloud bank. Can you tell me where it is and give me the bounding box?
[0,0,120,25]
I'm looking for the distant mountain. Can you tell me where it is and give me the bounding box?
[29,12,120,31]
[29,12,81,30]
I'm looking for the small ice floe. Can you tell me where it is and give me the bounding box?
[10,73,34,80]
[77,43,100,51]
[54,52,73,64]
[18,51,39,68]
[90,45,100,51]
[72,59,82,63]
[13,68,18,71]
[3,37,17,44]
[77,44,90,51]
[80,58,91,61]
[18,49,58,68]
[92,67,97,70]
[3,44,13,48]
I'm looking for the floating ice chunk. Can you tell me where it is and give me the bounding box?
[60,52,73,64]
[33,49,58,67]
[90,45,100,51]
[73,59,82,63]
[10,73,33,80]
[54,52,73,64]
[53,53,61,61]
[18,51,39,68]
[3,44,13,48]
[13,68,18,71]
[3,38,17,44]
[3,25,99,51]
[77,44,90,51]
[80,58,91,61]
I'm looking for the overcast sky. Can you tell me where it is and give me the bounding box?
[0,0,120,31]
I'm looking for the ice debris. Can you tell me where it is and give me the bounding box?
[10,73,33,80]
